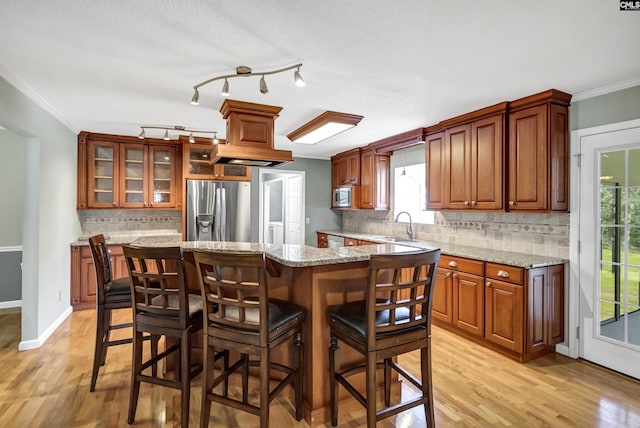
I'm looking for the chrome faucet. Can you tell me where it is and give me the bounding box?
[394,211,413,240]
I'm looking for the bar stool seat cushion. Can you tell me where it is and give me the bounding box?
[328,300,419,337]
[103,277,132,304]
[149,294,203,316]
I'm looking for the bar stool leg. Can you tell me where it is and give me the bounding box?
[329,337,339,427]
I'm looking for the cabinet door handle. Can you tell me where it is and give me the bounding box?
[509,200,515,206]
[445,271,452,277]
[486,281,492,287]
[464,201,469,206]
[497,270,509,278]
[112,201,117,207]
[453,273,458,278]
[448,261,458,268]
[471,201,476,206]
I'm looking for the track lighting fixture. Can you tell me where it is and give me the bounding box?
[138,125,220,144]
[190,63,304,105]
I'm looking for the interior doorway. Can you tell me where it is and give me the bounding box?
[258,169,305,245]
[573,119,640,380]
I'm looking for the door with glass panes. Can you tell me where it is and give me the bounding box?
[579,123,640,380]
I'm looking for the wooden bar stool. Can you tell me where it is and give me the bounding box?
[328,249,441,427]
[88,234,159,392]
[194,250,306,428]
[123,245,221,428]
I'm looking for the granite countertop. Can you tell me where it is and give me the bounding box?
[129,235,429,268]
[71,230,182,246]
[317,230,566,269]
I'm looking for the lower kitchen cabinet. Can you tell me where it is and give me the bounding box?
[70,244,126,311]
[317,232,329,248]
[433,255,564,362]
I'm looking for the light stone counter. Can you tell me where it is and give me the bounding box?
[318,230,566,268]
[128,235,430,268]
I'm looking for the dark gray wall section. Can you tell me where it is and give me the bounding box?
[570,85,640,130]
[0,251,22,301]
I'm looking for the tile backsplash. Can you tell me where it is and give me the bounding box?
[78,210,181,236]
[343,210,570,259]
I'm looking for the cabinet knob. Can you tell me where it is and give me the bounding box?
[471,201,476,206]
[453,273,458,278]
[464,201,469,206]
[445,271,452,277]
[144,202,147,207]
[112,201,117,207]
[486,281,492,287]
[509,200,515,206]
[497,270,509,278]
[448,261,458,268]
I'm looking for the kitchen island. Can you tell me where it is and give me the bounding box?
[130,236,430,426]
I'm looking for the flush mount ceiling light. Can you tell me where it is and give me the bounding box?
[138,125,220,144]
[190,63,305,105]
[287,111,364,145]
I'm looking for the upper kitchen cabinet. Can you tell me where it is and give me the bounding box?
[508,90,571,212]
[181,138,251,181]
[428,103,507,211]
[77,132,182,210]
[359,148,390,210]
[331,148,360,187]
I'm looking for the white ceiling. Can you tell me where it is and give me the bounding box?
[0,0,639,159]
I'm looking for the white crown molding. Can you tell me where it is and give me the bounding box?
[0,64,79,133]
[572,77,640,102]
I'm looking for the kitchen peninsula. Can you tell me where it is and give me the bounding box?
[128,235,430,426]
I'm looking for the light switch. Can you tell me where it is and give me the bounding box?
[305,218,310,224]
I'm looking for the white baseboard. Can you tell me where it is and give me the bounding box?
[18,306,73,351]
[555,343,571,358]
[0,300,21,309]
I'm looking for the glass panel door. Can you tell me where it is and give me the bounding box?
[598,148,640,347]
[151,147,174,207]
[88,140,117,208]
[121,145,145,207]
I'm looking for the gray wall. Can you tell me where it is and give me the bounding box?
[0,75,81,347]
[570,85,640,131]
[0,128,25,303]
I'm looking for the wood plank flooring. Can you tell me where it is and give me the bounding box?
[1,307,639,427]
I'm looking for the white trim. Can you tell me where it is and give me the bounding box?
[0,300,21,309]
[569,117,640,361]
[572,77,640,102]
[0,246,23,252]
[18,306,72,351]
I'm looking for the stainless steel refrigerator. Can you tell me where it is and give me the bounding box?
[186,179,252,242]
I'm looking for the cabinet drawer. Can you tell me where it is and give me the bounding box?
[486,263,524,285]
[439,255,484,276]
[317,232,328,248]
[344,238,358,246]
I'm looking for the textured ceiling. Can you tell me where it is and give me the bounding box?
[0,0,639,159]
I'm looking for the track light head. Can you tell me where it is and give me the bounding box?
[163,129,170,140]
[138,129,145,139]
[188,132,195,144]
[212,131,219,145]
[190,89,199,105]
[294,67,306,87]
[221,79,230,97]
[259,76,268,94]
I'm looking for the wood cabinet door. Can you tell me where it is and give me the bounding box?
[87,139,119,208]
[317,232,328,248]
[375,155,390,210]
[471,114,504,210]
[119,143,147,208]
[547,264,565,345]
[183,143,216,179]
[452,271,485,336]
[526,266,548,353]
[148,144,176,208]
[331,160,340,188]
[485,278,524,352]
[80,255,97,303]
[446,124,472,209]
[360,150,374,208]
[346,153,360,185]
[508,105,548,211]
[432,267,453,324]
[425,132,446,210]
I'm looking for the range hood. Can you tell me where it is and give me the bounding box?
[211,99,293,167]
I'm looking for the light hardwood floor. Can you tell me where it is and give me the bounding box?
[1,307,639,427]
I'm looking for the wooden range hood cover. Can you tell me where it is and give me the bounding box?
[211,99,293,167]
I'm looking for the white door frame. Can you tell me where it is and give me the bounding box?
[257,168,306,245]
[568,118,640,360]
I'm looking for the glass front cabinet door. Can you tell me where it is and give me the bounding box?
[87,139,119,208]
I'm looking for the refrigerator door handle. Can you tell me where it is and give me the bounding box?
[219,187,227,240]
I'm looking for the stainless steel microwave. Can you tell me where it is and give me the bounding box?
[333,187,353,208]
